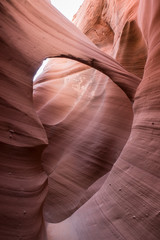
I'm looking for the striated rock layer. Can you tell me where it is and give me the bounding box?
[0,0,160,239]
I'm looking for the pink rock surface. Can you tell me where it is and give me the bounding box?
[0,0,160,239]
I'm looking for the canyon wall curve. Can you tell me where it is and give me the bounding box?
[0,0,160,240]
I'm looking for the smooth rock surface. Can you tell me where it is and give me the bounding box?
[0,0,160,239]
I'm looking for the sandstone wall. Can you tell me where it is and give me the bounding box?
[0,0,159,239]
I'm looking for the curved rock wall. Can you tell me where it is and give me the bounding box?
[33,0,147,224]
[0,0,160,239]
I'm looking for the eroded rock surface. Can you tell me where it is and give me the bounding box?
[0,0,160,239]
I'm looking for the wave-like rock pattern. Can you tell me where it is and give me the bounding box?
[0,0,160,239]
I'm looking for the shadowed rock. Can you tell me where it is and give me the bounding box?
[0,0,160,240]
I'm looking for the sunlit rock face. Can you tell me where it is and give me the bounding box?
[0,0,160,240]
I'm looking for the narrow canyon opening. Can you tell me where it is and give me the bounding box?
[33,0,85,82]
[1,1,160,240]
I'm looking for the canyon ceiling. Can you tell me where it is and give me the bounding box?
[0,0,160,239]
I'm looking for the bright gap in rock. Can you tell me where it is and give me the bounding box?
[51,0,84,21]
[33,0,84,81]
[33,59,48,81]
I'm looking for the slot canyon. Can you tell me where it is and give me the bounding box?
[0,0,160,239]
